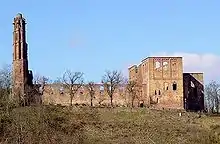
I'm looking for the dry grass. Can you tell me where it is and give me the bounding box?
[0,105,220,144]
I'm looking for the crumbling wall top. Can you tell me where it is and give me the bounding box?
[16,13,22,18]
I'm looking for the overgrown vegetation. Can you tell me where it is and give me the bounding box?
[1,65,220,143]
[0,105,220,144]
[205,81,220,113]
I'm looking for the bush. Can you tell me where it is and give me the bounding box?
[0,104,220,143]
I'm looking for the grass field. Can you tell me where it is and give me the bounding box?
[1,105,220,144]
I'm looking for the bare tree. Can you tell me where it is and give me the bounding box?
[0,64,12,88]
[102,70,124,107]
[33,74,49,94]
[61,70,84,106]
[53,78,62,84]
[34,74,49,85]
[205,81,220,113]
[126,80,139,108]
[0,64,12,109]
[0,64,12,98]
[85,81,96,107]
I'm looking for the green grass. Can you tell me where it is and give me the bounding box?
[0,105,220,144]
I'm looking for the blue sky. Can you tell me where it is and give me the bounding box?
[0,0,220,83]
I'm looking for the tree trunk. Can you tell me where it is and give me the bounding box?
[110,95,113,107]
[91,97,93,107]
[217,101,219,114]
[132,97,134,108]
[70,94,73,106]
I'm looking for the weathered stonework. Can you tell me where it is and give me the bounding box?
[183,73,204,111]
[11,13,204,110]
[129,57,184,109]
[42,84,136,107]
[129,57,205,110]
[12,13,34,103]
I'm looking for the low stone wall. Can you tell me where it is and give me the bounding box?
[42,84,137,107]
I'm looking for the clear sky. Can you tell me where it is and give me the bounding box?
[0,0,220,83]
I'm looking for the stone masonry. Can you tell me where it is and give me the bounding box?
[129,57,204,110]
[42,84,131,107]
[12,13,33,101]
[11,13,204,110]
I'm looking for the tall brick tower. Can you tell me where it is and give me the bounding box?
[12,13,30,98]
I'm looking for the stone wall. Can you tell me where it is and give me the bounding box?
[129,57,184,109]
[183,73,204,111]
[146,57,183,109]
[42,84,140,107]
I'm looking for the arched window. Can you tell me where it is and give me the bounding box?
[163,62,168,70]
[155,61,161,69]
[173,82,177,90]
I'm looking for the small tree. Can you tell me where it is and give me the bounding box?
[85,81,96,107]
[102,70,123,107]
[33,74,49,94]
[0,64,13,112]
[0,64,12,103]
[61,70,84,106]
[205,81,220,113]
[126,80,139,108]
[0,64,12,89]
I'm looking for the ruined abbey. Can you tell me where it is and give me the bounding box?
[129,57,204,110]
[11,13,204,110]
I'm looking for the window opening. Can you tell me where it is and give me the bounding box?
[60,87,64,94]
[173,82,177,90]
[163,62,168,70]
[164,82,169,90]
[19,47,21,59]
[155,61,160,69]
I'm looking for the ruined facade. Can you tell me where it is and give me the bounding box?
[10,13,131,107]
[42,84,129,107]
[11,13,204,110]
[12,13,34,100]
[183,73,204,111]
[129,57,204,110]
[12,13,32,96]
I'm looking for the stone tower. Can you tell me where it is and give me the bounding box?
[129,57,184,109]
[12,13,31,98]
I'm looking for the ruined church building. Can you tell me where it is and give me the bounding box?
[11,13,204,111]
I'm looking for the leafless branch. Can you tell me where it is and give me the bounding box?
[34,74,49,85]
[61,70,84,106]
[126,80,139,107]
[102,70,124,107]
[0,64,12,89]
[0,64,12,107]
[205,81,220,113]
[33,73,50,96]
[85,81,95,107]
